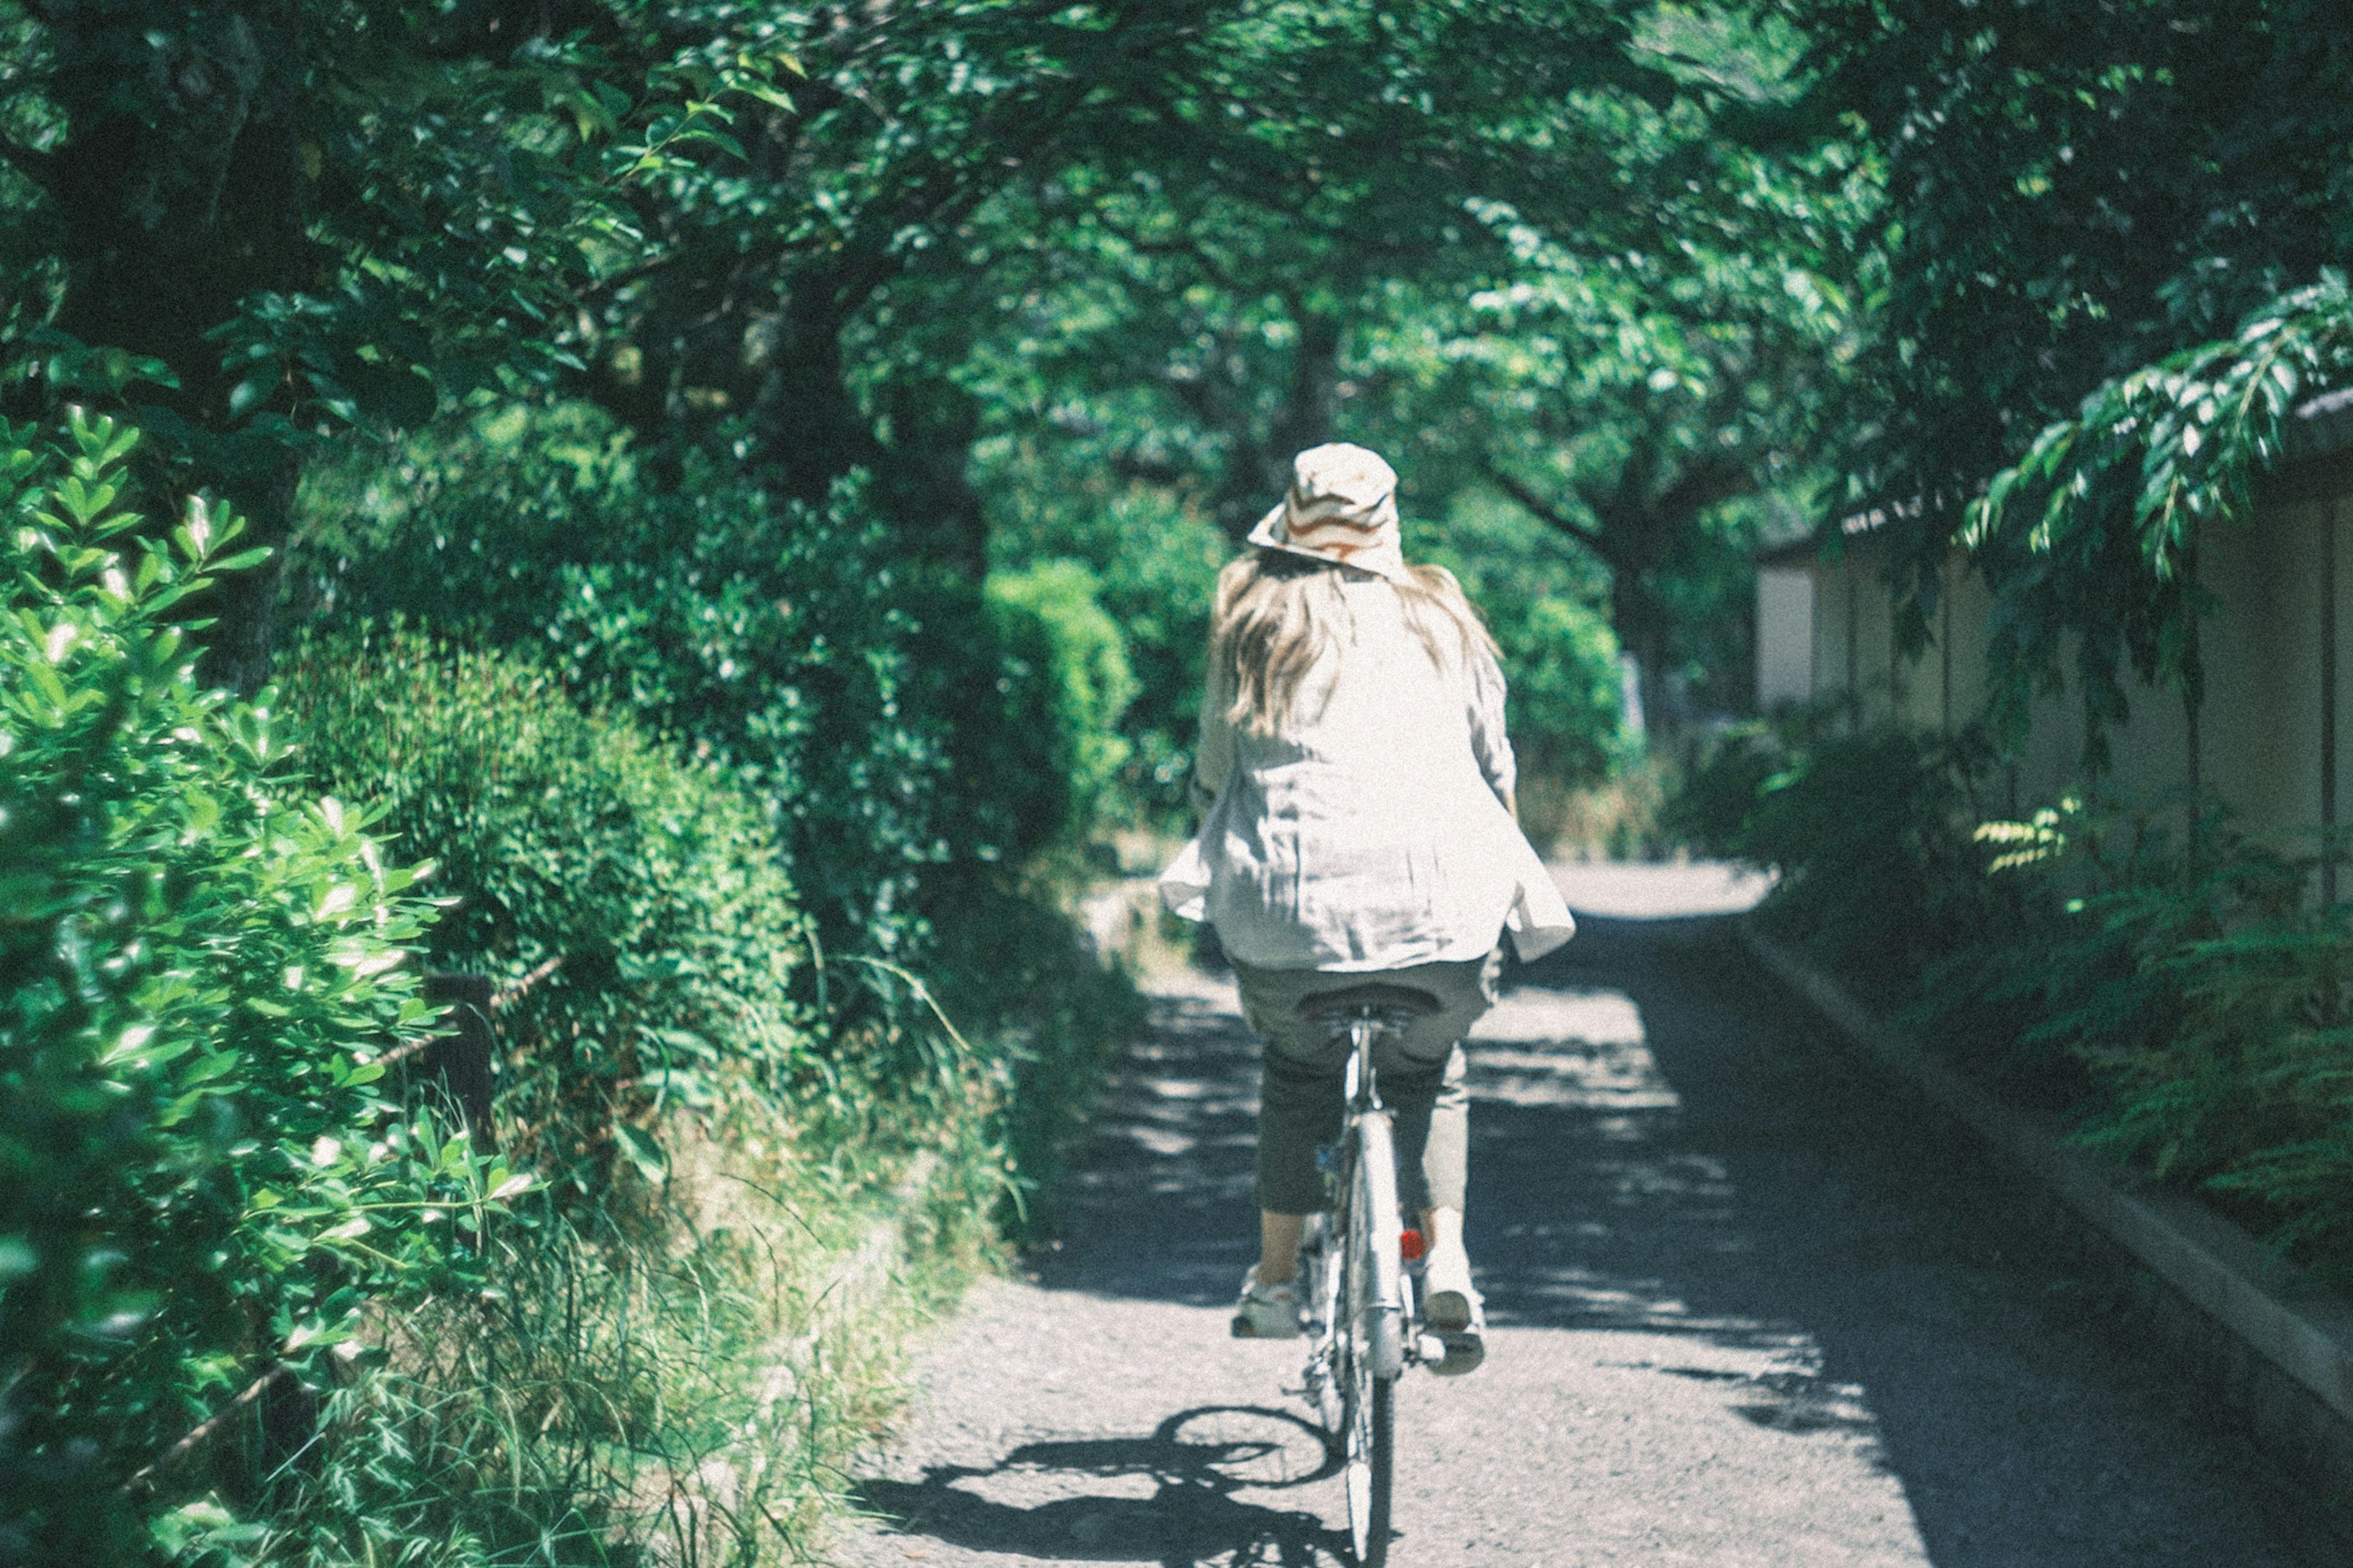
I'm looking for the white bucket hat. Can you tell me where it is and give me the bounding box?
[1246,442,1412,583]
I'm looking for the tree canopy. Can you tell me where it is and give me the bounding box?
[2,0,1864,735]
[1789,0,2353,744]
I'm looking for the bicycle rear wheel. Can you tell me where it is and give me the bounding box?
[1339,1113,1403,1566]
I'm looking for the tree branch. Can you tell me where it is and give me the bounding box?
[1490,468,1611,559]
[1651,452,1755,525]
[0,133,57,194]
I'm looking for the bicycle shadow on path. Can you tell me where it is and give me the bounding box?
[851,1406,1344,1567]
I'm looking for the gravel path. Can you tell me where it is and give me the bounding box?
[832,875,2314,1567]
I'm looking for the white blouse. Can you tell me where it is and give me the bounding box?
[1159,570,1575,971]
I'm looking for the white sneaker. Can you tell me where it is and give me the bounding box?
[1421,1248,1484,1375]
[1230,1266,1303,1339]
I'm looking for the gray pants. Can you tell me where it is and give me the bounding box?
[1232,952,1499,1219]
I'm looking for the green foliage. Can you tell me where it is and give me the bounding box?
[982,561,1138,855]
[276,625,818,1195]
[0,414,517,1561]
[290,403,949,957]
[978,479,1230,825]
[740,0,1683,501]
[216,1111,990,1568]
[1685,716,2353,1280]
[1665,718,1791,854]
[1799,0,2353,694]
[1349,78,1877,719]
[922,1,1868,759]
[1803,0,2353,507]
[1408,490,1627,819]
[1925,801,2353,1278]
[0,0,796,427]
[919,871,1148,1239]
[1963,273,2353,758]
[1705,722,2004,985]
[288,404,1143,1232]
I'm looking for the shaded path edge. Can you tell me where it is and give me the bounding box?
[1739,916,2353,1542]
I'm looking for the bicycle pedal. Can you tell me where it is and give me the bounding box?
[1430,1329,1485,1376]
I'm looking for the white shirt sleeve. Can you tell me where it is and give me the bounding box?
[1466,640,1516,807]
[1192,643,1237,814]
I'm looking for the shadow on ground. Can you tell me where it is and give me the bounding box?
[857,909,2312,1567]
[852,1406,1345,1566]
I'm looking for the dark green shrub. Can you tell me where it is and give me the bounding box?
[275,626,821,1193]
[1929,801,2353,1272]
[292,405,1146,1197]
[1667,718,1800,855]
[0,415,515,1563]
[290,405,950,958]
[1681,711,2353,1278]
[1730,725,2004,989]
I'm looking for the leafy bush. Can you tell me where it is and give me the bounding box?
[977,479,1232,827]
[260,604,1018,1566]
[1683,714,2353,1278]
[1921,800,2353,1272]
[290,404,951,958]
[1710,723,2004,988]
[275,624,825,1199]
[293,402,1148,1196]
[1664,719,1789,852]
[982,561,1138,856]
[0,415,517,1563]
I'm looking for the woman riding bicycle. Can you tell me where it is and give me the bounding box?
[1160,442,1575,1376]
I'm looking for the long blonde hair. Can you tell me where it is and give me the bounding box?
[1209,550,1499,733]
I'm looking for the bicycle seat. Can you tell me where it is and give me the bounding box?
[1294,982,1444,1023]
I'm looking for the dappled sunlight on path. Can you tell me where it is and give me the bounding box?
[835,890,2311,1567]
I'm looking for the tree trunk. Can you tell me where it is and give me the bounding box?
[1216,306,1344,541]
[1607,558,1681,751]
[37,2,319,694]
[751,267,887,507]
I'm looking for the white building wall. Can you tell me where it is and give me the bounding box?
[1792,451,2353,873]
[1755,567,1814,711]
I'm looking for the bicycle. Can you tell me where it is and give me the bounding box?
[1287,980,1457,1568]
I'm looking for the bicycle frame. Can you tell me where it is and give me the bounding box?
[1339,1015,1406,1377]
[1295,1001,1444,1566]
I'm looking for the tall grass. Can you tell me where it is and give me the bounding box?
[204,1088,991,1568]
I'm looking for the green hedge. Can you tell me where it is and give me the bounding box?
[289,401,1148,1218]
[255,627,1003,1568]
[982,560,1138,857]
[276,625,821,1195]
[294,402,1147,947]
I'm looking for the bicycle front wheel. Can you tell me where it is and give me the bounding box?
[1339,1112,1403,1566]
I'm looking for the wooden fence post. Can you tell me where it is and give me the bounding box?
[420,972,497,1153]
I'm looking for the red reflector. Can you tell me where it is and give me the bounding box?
[1399,1228,1425,1261]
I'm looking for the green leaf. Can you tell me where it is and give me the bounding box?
[612,1123,669,1184]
